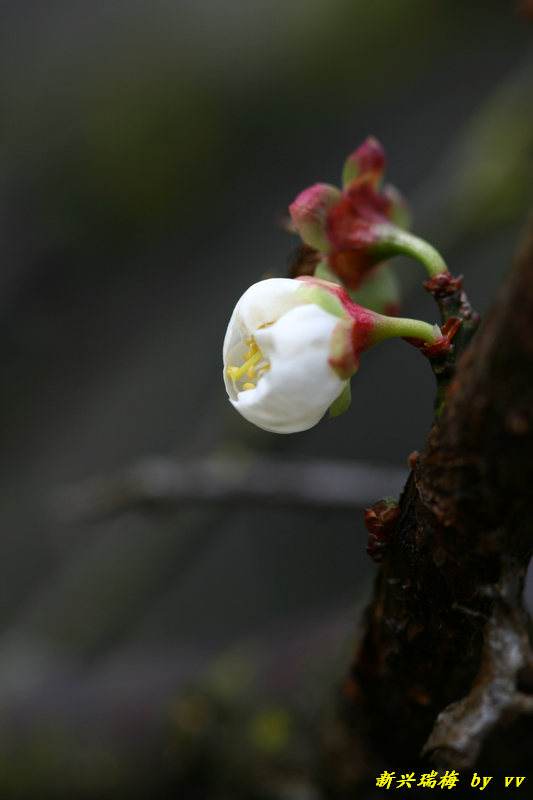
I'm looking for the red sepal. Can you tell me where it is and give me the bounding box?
[342,136,386,190]
[403,316,461,360]
[289,137,411,291]
[423,272,464,298]
[365,498,401,562]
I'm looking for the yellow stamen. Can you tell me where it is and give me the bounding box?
[242,383,256,391]
[247,368,256,378]
[231,349,262,381]
[243,342,259,362]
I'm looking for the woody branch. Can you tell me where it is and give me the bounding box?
[343,211,533,772]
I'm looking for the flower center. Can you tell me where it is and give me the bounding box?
[226,339,270,392]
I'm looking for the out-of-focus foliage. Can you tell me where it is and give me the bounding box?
[447,63,533,229]
[0,0,497,244]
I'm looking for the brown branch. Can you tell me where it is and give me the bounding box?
[338,212,533,775]
[422,560,533,769]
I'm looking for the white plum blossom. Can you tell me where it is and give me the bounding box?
[223,279,347,433]
[223,277,444,435]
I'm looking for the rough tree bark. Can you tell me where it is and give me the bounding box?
[334,212,533,786]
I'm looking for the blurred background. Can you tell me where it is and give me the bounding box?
[0,0,532,796]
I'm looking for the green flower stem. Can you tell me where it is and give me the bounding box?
[374,225,449,278]
[373,316,439,345]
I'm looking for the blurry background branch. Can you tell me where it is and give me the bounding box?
[49,454,408,522]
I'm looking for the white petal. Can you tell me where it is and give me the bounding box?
[223,278,306,362]
[230,304,346,433]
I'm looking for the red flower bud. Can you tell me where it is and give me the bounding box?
[341,136,386,191]
[289,137,412,292]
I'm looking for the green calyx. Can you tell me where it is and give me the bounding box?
[295,282,346,318]
[314,259,337,283]
[329,380,351,418]
[348,264,400,314]
[315,259,401,317]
